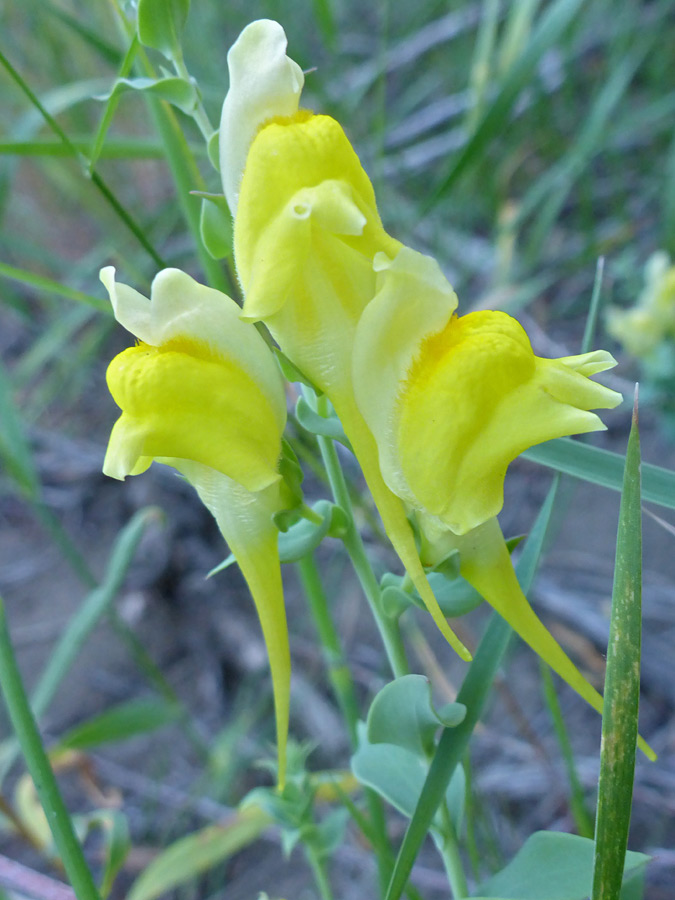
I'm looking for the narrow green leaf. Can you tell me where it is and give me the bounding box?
[0,49,166,268]
[0,509,160,785]
[581,257,605,355]
[126,809,269,900]
[592,395,644,900]
[0,261,110,313]
[540,662,594,838]
[58,698,182,750]
[137,0,190,60]
[522,437,675,509]
[424,0,585,211]
[384,479,560,900]
[0,597,102,900]
[75,810,130,898]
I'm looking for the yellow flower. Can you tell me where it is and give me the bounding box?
[102,266,292,785]
[351,247,656,759]
[353,247,623,537]
[223,20,469,661]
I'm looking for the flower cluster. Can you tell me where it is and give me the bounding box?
[102,19,629,783]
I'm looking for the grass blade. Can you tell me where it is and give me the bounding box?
[522,437,675,509]
[0,597,101,900]
[423,0,585,212]
[384,479,560,900]
[0,261,111,313]
[592,392,644,900]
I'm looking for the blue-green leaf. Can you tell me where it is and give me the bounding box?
[137,0,190,60]
[366,675,466,758]
[475,831,649,900]
[97,77,197,114]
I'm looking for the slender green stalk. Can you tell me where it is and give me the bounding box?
[540,662,594,838]
[0,597,102,900]
[305,845,335,900]
[297,554,360,745]
[312,395,409,678]
[437,805,468,899]
[297,553,396,894]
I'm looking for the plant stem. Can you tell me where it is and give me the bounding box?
[437,804,469,899]
[297,554,360,746]
[0,597,101,900]
[305,845,335,900]
[312,393,409,679]
[297,554,397,895]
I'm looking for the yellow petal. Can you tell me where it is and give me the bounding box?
[220,19,304,214]
[104,340,282,491]
[169,461,292,786]
[397,310,622,534]
[100,268,287,433]
[353,247,458,505]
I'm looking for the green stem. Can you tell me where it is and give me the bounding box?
[297,554,396,895]
[312,394,409,679]
[305,845,335,900]
[297,554,360,746]
[0,597,101,900]
[540,662,594,838]
[437,804,468,899]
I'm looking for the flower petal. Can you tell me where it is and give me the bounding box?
[105,341,283,491]
[100,266,154,344]
[396,310,621,534]
[353,246,458,504]
[220,19,304,214]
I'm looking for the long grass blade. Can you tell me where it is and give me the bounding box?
[592,392,644,900]
[0,597,101,900]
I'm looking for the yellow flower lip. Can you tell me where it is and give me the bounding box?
[353,246,623,536]
[104,339,283,491]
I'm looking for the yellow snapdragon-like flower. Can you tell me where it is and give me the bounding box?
[349,247,662,759]
[223,20,469,661]
[102,267,292,784]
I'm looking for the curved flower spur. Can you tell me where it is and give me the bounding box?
[101,266,293,785]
